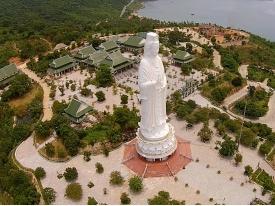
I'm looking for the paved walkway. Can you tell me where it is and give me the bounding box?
[238,64,248,79]
[15,117,272,205]
[223,85,249,108]
[213,49,223,70]
[256,92,275,131]
[17,62,53,121]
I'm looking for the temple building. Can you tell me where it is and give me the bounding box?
[84,50,109,69]
[99,40,120,53]
[172,50,195,66]
[100,51,134,74]
[64,99,92,123]
[121,35,145,53]
[48,55,78,77]
[74,45,96,63]
[85,50,133,74]
[0,63,19,87]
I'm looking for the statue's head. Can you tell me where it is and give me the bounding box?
[144,32,159,58]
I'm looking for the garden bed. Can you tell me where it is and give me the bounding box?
[232,87,271,119]
[38,139,70,162]
[251,167,275,192]
[201,72,246,104]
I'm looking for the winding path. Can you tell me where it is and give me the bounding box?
[221,64,275,131]
[17,62,52,122]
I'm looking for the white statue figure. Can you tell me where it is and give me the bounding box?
[136,32,177,161]
[139,32,169,140]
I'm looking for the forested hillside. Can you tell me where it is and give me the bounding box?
[0,0,130,67]
[0,0,128,44]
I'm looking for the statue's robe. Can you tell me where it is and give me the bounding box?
[138,55,168,139]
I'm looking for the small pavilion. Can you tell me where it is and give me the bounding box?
[121,36,145,53]
[64,99,92,123]
[172,50,195,66]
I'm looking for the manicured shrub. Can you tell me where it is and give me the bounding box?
[198,122,213,143]
[95,162,104,174]
[65,183,82,201]
[148,191,185,205]
[244,165,253,176]
[63,167,78,182]
[43,187,56,204]
[110,171,124,186]
[80,87,92,97]
[219,138,237,157]
[34,167,46,179]
[129,176,143,193]
[121,94,129,105]
[120,192,131,205]
[83,151,91,162]
[234,153,243,165]
[95,91,106,102]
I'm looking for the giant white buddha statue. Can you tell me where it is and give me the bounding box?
[136,32,177,161]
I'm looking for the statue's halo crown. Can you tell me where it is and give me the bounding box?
[146,32,159,42]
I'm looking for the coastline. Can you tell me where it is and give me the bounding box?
[121,0,145,18]
[135,0,275,42]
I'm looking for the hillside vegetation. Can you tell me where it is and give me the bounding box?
[0,0,185,67]
[0,0,128,67]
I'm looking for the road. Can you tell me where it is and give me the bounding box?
[120,0,134,17]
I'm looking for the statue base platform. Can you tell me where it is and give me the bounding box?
[136,123,177,161]
[122,137,192,178]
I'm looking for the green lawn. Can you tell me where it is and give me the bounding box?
[83,124,110,144]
